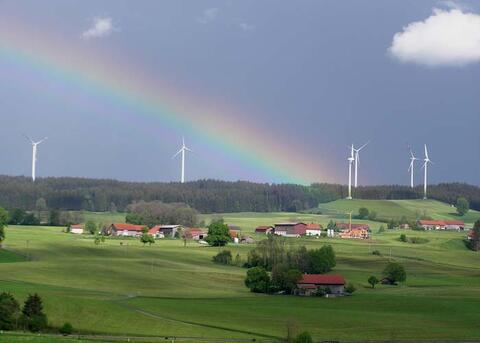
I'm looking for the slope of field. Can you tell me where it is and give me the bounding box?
[317,199,480,223]
[0,217,479,341]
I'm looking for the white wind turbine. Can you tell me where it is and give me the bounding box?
[353,141,369,188]
[422,144,433,199]
[24,135,48,182]
[408,147,418,188]
[172,137,192,183]
[346,144,355,199]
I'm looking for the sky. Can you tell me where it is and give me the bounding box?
[0,0,479,185]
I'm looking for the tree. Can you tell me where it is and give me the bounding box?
[467,220,480,251]
[399,233,407,242]
[294,331,313,343]
[326,220,336,231]
[245,267,270,293]
[48,209,61,226]
[8,208,26,225]
[368,275,379,288]
[456,197,469,216]
[368,210,377,221]
[270,264,302,294]
[377,225,385,233]
[35,197,48,212]
[20,294,48,332]
[212,250,232,265]
[344,283,356,294]
[0,292,20,330]
[308,245,336,274]
[205,221,231,247]
[85,220,97,235]
[140,232,155,246]
[59,322,73,335]
[358,207,369,219]
[0,207,8,247]
[383,262,406,285]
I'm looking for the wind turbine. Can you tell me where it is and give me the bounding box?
[422,144,433,199]
[346,144,354,199]
[172,137,192,183]
[24,135,47,182]
[408,147,417,188]
[353,141,369,188]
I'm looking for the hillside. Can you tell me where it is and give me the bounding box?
[1,213,479,341]
[317,199,480,224]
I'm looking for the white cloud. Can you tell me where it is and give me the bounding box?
[389,8,480,66]
[197,8,219,24]
[82,17,116,40]
[239,22,255,31]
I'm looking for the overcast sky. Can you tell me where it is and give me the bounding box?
[0,0,479,185]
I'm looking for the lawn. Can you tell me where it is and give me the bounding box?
[0,213,479,341]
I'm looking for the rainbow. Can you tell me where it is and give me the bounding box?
[0,19,335,184]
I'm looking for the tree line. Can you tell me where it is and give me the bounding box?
[0,175,479,213]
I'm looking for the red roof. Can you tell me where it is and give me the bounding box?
[298,274,346,285]
[444,220,465,225]
[70,224,83,229]
[306,223,322,230]
[255,226,273,232]
[111,223,146,231]
[337,223,369,230]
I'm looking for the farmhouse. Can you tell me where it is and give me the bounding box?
[148,226,165,239]
[107,223,146,237]
[418,220,465,231]
[305,223,323,236]
[336,223,370,231]
[228,225,241,239]
[340,227,370,239]
[273,222,307,238]
[184,228,206,240]
[296,274,346,296]
[150,225,182,238]
[255,226,274,234]
[70,224,84,234]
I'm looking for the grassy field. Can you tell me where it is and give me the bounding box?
[317,199,480,224]
[0,207,479,342]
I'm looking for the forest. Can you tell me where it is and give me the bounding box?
[0,175,478,213]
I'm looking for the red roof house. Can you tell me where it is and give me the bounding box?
[255,226,273,234]
[296,274,346,296]
[108,223,146,237]
[274,223,307,237]
[418,220,465,230]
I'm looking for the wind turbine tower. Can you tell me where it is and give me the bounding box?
[24,135,48,182]
[422,144,433,199]
[347,144,354,199]
[173,137,192,183]
[408,147,417,188]
[353,141,369,188]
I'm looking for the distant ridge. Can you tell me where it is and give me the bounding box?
[0,175,478,213]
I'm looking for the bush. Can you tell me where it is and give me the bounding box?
[245,267,270,293]
[212,250,232,265]
[377,226,385,233]
[294,331,313,343]
[399,234,407,242]
[358,207,369,219]
[59,322,73,335]
[344,283,356,294]
[382,262,406,285]
[372,249,381,256]
[368,210,377,221]
[368,275,379,288]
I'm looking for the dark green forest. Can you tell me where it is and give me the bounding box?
[0,175,478,213]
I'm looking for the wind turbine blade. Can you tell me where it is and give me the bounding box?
[37,137,48,144]
[23,134,34,144]
[357,141,370,151]
[172,149,182,159]
[424,144,429,160]
[185,147,193,152]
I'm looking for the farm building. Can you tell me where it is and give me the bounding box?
[240,236,255,244]
[306,223,323,236]
[228,225,241,239]
[273,222,307,238]
[150,225,182,238]
[70,224,84,234]
[255,226,274,234]
[106,223,146,237]
[296,274,346,296]
[148,226,165,239]
[418,220,465,231]
[336,223,370,231]
[340,227,369,239]
[184,228,207,240]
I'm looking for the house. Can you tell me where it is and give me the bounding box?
[241,236,255,244]
[148,226,165,239]
[296,274,346,296]
[150,225,182,238]
[228,225,241,239]
[336,223,370,231]
[273,222,307,238]
[107,223,146,237]
[340,227,370,239]
[70,224,84,234]
[418,220,465,231]
[305,223,323,236]
[255,226,274,234]
[184,228,207,240]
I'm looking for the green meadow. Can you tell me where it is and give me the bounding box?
[0,201,479,342]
